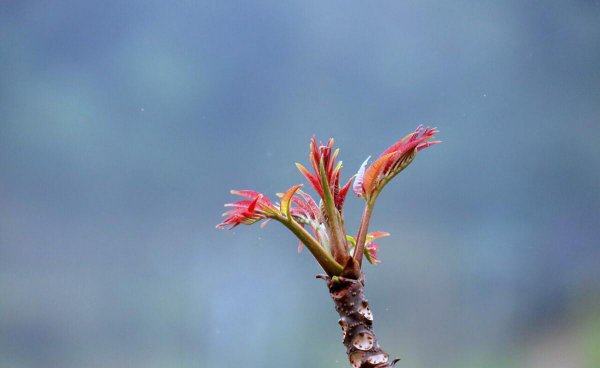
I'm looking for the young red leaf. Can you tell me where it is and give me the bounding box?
[361,152,395,197]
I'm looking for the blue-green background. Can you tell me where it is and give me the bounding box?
[2,1,600,367]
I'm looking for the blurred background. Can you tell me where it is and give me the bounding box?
[1,1,599,367]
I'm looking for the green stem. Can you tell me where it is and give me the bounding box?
[353,196,377,268]
[318,159,348,264]
[278,216,344,276]
[353,150,416,267]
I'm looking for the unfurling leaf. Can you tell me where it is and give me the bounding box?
[280,184,303,219]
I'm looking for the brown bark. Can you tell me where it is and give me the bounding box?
[318,274,400,368]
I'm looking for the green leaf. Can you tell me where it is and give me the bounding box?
[346,235,356,248]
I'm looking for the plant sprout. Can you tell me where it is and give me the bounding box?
[217,125,440,367]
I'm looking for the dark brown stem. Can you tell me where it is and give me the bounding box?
[318,274,400,368]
